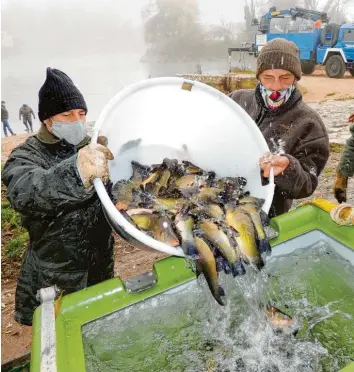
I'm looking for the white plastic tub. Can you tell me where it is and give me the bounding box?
[92,77,274,256]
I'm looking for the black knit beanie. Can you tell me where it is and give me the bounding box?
[38,67,88,122]
[256,38,302,81]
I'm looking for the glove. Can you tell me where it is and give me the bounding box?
[333,171,348,203]
[77,136,114,189]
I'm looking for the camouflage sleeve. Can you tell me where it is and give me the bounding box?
[1,143,95,218]
[337,124,354,178]
[30,108,35,119]
[19,109,22,120]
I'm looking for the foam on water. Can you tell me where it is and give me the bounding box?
[82,241,354,372]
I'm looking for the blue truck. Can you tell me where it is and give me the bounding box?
[229,7,354,78]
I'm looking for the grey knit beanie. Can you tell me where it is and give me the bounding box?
[256,38,302,81]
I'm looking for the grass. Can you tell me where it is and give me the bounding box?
[1,164,29,260]
[231,68,254,75]
[329,142,345,153]
[323,167,333,176]
[334,95,354,101]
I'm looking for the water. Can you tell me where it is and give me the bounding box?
[82,241,354,372]
[1,50,255,137]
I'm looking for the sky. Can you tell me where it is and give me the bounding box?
[1,0,353,26]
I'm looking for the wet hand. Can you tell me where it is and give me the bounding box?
[348,113,354,123]
[77,136,114,189]
[259,152,290,177]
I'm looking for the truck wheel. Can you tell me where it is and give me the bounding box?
[301,61,316,75]
[325,55,346,78]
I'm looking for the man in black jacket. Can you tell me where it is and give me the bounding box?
[2,68,114,326]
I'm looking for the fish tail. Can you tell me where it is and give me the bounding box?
[223,261,232,275]
[258,239,272,256]
[215,256,224,272]
[260,210,270,226]
[211,286,225,306]
[183,241,199,257]
[231,261,246,277]
[255,256,265,271]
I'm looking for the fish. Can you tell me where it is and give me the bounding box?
[126,208,154,216]
[266,305,298,335]
[182,160,205,175]
[197,187,223,201]
[198,220,244,277]
[225,203,264,270]
[174,207,198,256]
[239,196,265,208]
[195,237,225,306]
[130,212,179,246]
[190,203,224,221]
[150,169,171,195]
[113,180,136,211]
[141,168,161,190]
[239,203,272,255]
[153,198,187,213]
[130,161,151,183]
[113,162,152,210]
[175,175,199,188]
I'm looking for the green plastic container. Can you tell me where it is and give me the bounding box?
[28,205,354,372]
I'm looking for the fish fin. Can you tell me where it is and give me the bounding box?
[219,286,226,297]
[255,256,265,271]
[223,261,232,275]
[195,260,203,278]
[118,139,141,155]
[258,239,272,256]
[264,225,279,240]
[215,256,224,272]
[183,241,199,257]
[260,210,270,225]
[231,261,246,277]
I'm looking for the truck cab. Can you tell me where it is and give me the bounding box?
[316,23,354,78]
[253,8,354,78]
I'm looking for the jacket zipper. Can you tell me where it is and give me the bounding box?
[256,109,267,127]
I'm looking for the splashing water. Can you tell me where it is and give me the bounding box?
[82,241,354,372]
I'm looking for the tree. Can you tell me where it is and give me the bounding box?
[141,0,204,61]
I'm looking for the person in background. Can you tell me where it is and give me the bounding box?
[1,101,16,137]
[2,68,114,326]
[19,103,36,133]
[333,113,354,203]
[229,38,329,217]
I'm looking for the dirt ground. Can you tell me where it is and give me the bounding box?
[1,69,354,364]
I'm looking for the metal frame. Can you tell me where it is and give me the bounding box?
[36,286,58,372]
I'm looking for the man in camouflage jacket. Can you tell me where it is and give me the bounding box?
[333,113,354,203]
[2,68,114,326]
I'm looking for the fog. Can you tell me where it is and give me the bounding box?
[1,0,354,136]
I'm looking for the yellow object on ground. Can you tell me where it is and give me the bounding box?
[299,198,354,226]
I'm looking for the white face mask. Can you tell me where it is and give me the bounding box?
[50,120,87,145]
[259,83,296,110]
